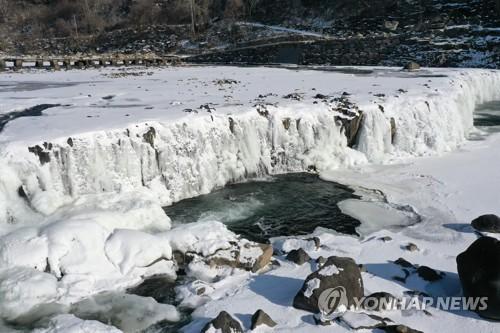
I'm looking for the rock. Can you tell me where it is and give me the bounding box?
[405,243,419,252]
[403,62,420,72]
[306,236,321,249]
[384,20,399,31]
[362,292,397,311]
[126,276,177,304]
[316,256,327,267]
[379,236,392,242]
[416,266,442,282]
[471,214,500,233]
[286,248,311,265]
[293,256,364,314]
[457,236,500,320]
[250,309,277,329]
[202,311,243,333]
[381,324,423,333]
[394,258,414,268]
[252,244,273,272]
[205,241,273,273]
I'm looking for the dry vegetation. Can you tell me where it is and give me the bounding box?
[0,0,259,39]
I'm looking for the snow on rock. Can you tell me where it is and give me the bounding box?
[105,229,173,276]
[33,314,123,333]
[70,292,180,333]
[0,267,59,323]
[162,221,238,257]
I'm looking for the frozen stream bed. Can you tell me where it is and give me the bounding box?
[0,66,500,332]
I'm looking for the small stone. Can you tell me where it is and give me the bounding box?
[316,256,327,267]
[202,311,243,333]
[251,309,277,329]
[394,258,414,268]
[379,236,392,242]
[286,248,311,265]
[416,266,442,282]
[405,243,419,252]
[381,324,423,333]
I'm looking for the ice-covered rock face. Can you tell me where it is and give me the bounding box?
[0,67,499,229]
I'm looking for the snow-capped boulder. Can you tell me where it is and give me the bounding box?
[471,214,500,233]
[457,236,500,320]
[164,221,273,273]
[293,256,364,314]
[202,311,243,333]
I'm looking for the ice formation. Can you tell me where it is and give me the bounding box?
[0,66,500,332]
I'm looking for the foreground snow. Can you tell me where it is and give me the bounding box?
[0,65,499,332]
[184,132,500,332]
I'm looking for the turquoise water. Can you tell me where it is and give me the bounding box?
[163,173,360,243]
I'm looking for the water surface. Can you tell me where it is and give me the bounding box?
[164,173,360,243]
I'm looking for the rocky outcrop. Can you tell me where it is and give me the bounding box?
[457,237,500,320]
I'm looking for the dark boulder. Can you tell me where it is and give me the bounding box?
[202,311,243,333]
[251,309,277,329]
[362,292,397,311]
[286,248,311,265]
[293,256,364,314]
[457,236,500,320]
[471,214,500,233]
[416,266,442,282]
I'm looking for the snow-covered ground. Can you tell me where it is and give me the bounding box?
[0,65,500,332]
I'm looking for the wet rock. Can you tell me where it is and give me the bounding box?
[202,311,243,333]
[286,248,311,265]
[126,276,176,304]
[457,236,500,320]
[251,309,277,329]
[293,256,364,313]
[471,214,500,233]
[416,266,442,282]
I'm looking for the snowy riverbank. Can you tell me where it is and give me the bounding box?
[0,66,499,332]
